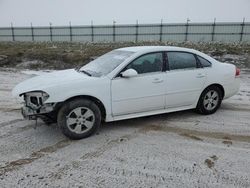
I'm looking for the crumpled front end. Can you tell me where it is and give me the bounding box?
[21,91,56,119]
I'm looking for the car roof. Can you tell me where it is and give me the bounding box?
[115,46,217,63]
[116,46,196,53]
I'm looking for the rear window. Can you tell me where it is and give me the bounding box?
[197,56,212,68]
[167,52,197,70]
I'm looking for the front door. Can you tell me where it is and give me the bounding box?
[111,52,166,116]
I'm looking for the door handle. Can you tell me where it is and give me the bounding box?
[152,78,163,83]
[196,73,205,78]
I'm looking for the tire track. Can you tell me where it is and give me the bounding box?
[220,105,250,112]
[50,131,140,180]
[81,133,137,160]
[139,124,250,143]
[0,139,72,176]
[0,122,44,139]
[0,107,21,112]
[0,118,24,128]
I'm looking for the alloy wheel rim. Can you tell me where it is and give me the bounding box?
[66,107,95,134]
[203,90,219,111]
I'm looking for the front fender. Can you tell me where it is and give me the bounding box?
[44,78,112,120]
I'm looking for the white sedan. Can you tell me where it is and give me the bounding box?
[12,46,240,139]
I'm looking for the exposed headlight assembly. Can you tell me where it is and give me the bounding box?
[23,91,49,110]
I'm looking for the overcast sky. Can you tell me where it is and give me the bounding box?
[0,0,249,27]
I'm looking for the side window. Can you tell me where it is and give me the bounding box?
[197,56,212,68]
[167,52,197,70]
[125,52,163,74]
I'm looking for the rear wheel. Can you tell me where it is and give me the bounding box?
[57,98,101,139]
[196,86,222,115]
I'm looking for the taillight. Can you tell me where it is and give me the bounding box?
[235,67,240,77]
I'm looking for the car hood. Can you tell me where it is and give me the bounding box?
[12,69,91,97]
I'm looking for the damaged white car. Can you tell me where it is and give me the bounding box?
[12,46,240,139]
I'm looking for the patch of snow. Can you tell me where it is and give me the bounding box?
[16,60,45,69]
[21,70,56,76]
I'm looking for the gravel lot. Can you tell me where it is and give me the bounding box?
[0,68,250,187]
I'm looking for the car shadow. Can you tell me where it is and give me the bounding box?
[100,109,197,133]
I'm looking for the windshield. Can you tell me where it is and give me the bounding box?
[79,50,134,77]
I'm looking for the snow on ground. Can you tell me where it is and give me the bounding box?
[0,69,250,187]
[21,70,56,76]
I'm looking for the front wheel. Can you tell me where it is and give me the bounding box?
[57,99,101,140]
[196,86,223,115]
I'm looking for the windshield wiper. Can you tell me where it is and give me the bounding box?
[79,70,92,76]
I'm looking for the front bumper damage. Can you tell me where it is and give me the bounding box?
[21,103,55,119]
[21,91,55,120]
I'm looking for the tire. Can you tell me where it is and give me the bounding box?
[196,85,223,115]
[57,98,101,140]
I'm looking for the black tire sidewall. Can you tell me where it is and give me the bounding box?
[57,99,101,140]
[196,86,222,115]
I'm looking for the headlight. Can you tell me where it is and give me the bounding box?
[23,91,49,110]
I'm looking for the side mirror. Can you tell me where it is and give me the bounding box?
[121,69,138,78]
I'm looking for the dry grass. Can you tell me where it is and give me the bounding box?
[0,41,250,69]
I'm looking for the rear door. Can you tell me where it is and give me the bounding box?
[165,51,206,108]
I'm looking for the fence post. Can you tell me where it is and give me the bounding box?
[49,22,53,41]
[30,22,34,41]
[69,21,72,42]
[11,23,15,41]
[113,20,116,42]
[211,18,216,41]
[159,19,163,42]
[135,20,138,42]
[91,20,94,42]
[185,18,190,41]
[240,18,245,42]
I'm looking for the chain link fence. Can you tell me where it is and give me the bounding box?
[0,22,249,43]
